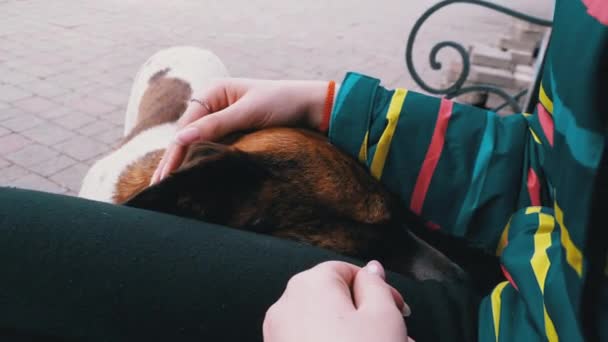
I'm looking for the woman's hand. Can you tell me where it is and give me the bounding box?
[151,78,330,185]
[263,260,414,342]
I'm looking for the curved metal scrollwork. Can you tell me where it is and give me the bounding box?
[405,0,553,113]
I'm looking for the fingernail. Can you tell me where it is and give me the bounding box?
[175,127,199,145]
[160,162,170,180]
[364,260,385,279]
[402,303,411,317]
[150,169,159,186]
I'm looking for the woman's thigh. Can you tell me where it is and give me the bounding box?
[0,187,481,342]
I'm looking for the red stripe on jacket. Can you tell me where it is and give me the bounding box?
[410,98,454,216]
[527,168,541,206]
[537,103,554,146]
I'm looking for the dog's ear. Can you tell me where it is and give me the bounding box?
[123,142,267,223]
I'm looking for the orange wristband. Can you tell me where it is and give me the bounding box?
[319,80,336,133]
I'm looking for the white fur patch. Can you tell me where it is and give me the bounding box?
[79,123,177,203]
[80,46,230,203]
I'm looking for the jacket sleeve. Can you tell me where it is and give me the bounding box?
[328,72,548,249]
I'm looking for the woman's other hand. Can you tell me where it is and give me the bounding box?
[262,260,414,342]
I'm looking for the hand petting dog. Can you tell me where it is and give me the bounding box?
[151,78,332,185]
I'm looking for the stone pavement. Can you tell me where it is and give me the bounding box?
[0,0,552,196]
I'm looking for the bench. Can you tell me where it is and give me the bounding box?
[405,0,553,115]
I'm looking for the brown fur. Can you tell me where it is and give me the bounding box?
[113,150,164,204]
[121,69,192,146]
[112,73,502,286]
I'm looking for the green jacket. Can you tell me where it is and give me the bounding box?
[328,1,608,340]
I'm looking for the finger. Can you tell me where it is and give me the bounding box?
[151,150,170,185]
[175,99,253,144]
[150,165,161,185]
[353,260,404,315]
[357,260,406,313]
[177,80,231,129]
[177,97,213,129]
[389,287,410,317]
[150,100,210,185]
[363,261,409,316]
[311,260,360,287]
[156,101,236,183]
[286,261,361,311]
[159,143,188,181]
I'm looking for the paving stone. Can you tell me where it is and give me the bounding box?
[49,162,90,193]
[11,95,60,114]
[0,164,31,183]
[0,125,9,137]
[21,122,76,145]
[515,64,536,77]
[0,158,11,169]
[43,73,96,90]
[1,112,44,132]
[0,84,31,102]
[64,95,118,116]
[69,83,108,99]
[79,120,117,136]
[468,65,516,89]
[515,71,534,89]
[499,35,539,53]
[0,133,31,154]
[10,173,67,194]
[28,154,78,177]
[94,128,123,145]
[23,52,69,66]
[5,143,59,167]
[96,88,129,107]
[52,112,96,130]
[470,44,514,71]
[90,72,128,87]
[2,69,38,85]
[510,49,535,66]
[54,134,111,161]
[511,21,548,43]
[18,64,59,79]
[20,81,71,98]
[36,105,77,120]
[0,105,24,122]
[105,109,127,126]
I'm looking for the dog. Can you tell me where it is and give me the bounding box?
[80,46,502,287]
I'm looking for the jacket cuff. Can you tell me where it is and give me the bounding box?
[328,72,381,159]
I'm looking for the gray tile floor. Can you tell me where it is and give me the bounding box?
[0,0,553,196]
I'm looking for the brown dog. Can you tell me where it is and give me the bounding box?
[80,46,501,286]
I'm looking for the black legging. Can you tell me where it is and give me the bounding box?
[0,187,481,342]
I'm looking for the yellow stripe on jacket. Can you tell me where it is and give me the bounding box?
[370,88,407,179]
[530,212,558,341]
[539,83,554,114]
[554,201,584,277]
[491,281,510,342]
